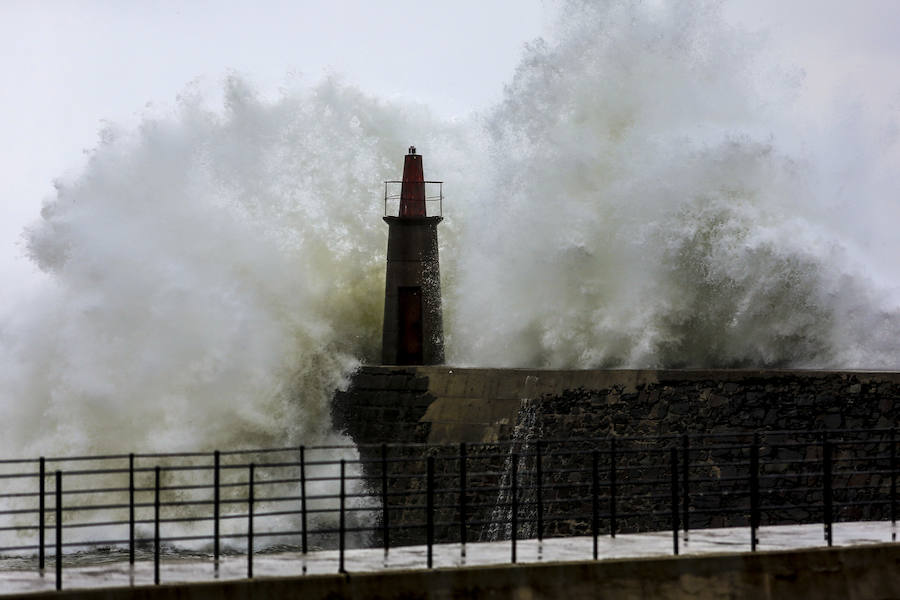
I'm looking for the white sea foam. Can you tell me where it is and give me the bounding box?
[0,78,467,459]
[449,0,900,369]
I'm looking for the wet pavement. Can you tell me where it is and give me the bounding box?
[0,521,896,595]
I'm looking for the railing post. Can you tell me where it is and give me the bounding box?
[610,437,617,538]
[459,442,467,554]
[511,453,518,565]
[592,449,599,560]
[154,466,160,585]
[536,441,544,543]
[128,453,135,565]
[38,457,44,572]
[54,470,61,591]
[891,428,897,542]
[213,450,220,567]
[248,463,254,579]
[339,459,346,574]
[670,448,679,556]
[427,456,435,569]
[823,440,833,547]
[380,443,389,553]
[682,434,690,542]
[750,435,760,552]
[300,446,308,555]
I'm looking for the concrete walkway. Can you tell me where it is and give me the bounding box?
[0,521,896,595]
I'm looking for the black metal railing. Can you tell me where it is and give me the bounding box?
[383,180,443,217]
[0,428,897,591]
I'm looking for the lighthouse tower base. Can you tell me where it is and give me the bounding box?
[381,216,444,365]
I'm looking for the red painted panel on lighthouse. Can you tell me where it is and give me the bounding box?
[399,150,426,218]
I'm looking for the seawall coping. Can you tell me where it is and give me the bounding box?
[14,543,900,600]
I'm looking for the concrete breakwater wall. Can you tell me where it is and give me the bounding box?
[20,544,900,600]
[333,368,900,444]
[331,368,900,542]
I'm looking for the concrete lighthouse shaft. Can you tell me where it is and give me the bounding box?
[381,147,445,365]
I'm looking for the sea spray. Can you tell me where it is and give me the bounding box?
[449,0,900,369]
[1,77,469,459]
[0,78,466,551]
[5,0,898,462]
[0,0,899,553]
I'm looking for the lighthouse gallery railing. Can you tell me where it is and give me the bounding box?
[384,180,443,217]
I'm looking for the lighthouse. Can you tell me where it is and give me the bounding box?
[381,146,445,365]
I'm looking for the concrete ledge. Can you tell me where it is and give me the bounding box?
[335,367,900,444]
[12,543,900,600]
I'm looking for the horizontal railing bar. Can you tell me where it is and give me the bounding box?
[0,524,40,532]
[0,491,42,499]
[58,538,132,549]
[40,454,131,463]
[0,473,38,480]
[687,506,753,517]
[62,519,131,529]
[0,544,41,552]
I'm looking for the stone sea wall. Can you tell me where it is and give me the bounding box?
[331,368,900,543]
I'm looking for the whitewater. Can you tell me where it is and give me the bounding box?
[0,0,899,464]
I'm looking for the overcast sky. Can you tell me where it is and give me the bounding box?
[1,0,899,297]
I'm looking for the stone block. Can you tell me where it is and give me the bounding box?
[708,394,728,408]
[821,413,842,429]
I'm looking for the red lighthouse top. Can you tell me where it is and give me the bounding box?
[383,147,442,219]
[399,146,426,218]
